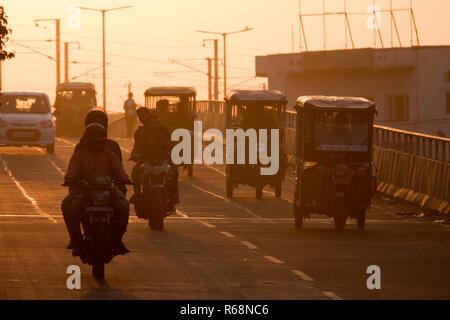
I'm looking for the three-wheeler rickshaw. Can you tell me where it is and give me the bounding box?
[293,96,378,231]
[53,82,97,137]
[225,90,287,199]
[144,87,197,177]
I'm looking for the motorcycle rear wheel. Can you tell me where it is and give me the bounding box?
[92,222,105,279]
[149,189,165,231]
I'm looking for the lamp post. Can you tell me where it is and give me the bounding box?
[196,27,254,97]
[78,5,132,111]
[34,19,60,89]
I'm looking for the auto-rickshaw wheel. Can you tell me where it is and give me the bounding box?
[356,209,366,230]
[275,181,282,198]
[294,205,304,229]
[334,197,347,232]
[226,178,233,198]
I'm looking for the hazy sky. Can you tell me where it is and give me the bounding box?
[1,0,450,112]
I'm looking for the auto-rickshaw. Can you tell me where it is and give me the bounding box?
[53,82,97,137]
[144,87,197,177]
[293,96,378,231]
[225,90,287,199]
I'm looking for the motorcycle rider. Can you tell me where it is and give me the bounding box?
[61,108,125,250]
[130,107,179,215]
[64,123,131,258]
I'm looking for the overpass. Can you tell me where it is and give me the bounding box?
[0,101,449,300]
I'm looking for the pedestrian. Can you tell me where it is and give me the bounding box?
[124,92,137,138]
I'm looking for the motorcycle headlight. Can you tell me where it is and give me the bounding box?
[40,119,54,129]
[335,164,348,177]
[0,119,8,128]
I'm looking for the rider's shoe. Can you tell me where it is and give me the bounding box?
[113,241,130,255]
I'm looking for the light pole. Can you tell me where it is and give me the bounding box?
[64,41,80,82]
[202,38,219,100]
[78,5,132,111]
[34,19,60,89]
[196,27,254,97]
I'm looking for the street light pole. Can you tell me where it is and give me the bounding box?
[64,41,80,82]
[78,5,132,111]
[34,18,61,89]
[196,27,254,98]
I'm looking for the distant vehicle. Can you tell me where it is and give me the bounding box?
[53,82,97,137]
[144,86,197,177]
[225,90,288,199]
[293,96,378,231]
[0,91,55,153]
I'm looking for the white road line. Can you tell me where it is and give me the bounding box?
[291,269,314,282]
[264,255,284,264]
[322,291,344,300]
[199,221,216,228]
[188,182,262,219]
[0,158,57,224]
[219,231,236,238]
[48,159,65,177]
[176,209,189,218]
[241,241,259,250]
[56,137,75,146]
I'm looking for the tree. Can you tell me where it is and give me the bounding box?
[0,6,14,61]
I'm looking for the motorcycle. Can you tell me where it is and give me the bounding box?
[133,159,174,231]
[63,175,131,279]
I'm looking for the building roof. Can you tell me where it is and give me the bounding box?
[226,90,287,103]
[144,87,197,97]
[296,96,375,110]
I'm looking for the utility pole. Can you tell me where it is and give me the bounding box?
[34,18,61,89]
[196,27,254,97]
[78,6,132,111]
[203,39,220,99]
[64,41,80,83]
[206,58,212,100]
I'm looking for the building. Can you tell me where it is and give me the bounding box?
[255,46,450,137]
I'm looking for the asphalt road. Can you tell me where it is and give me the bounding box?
[1,137,449,300]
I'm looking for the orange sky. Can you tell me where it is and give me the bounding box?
[1,0,449,112]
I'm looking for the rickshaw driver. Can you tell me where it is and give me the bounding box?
[240,103,277,130]
[155,99,172,127]
[173,97,197,131]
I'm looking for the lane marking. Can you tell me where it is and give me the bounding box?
[56,137,75,146]
[0,158,57,224]
[264,255,284,264]
[322,291,344,300]
[176,209,189,218]
[241,241,258,250]
[48,159,65,177]
[188,182,262,219]
[219,231,236,238]
[199,221,216,228]
[291,269,314,282]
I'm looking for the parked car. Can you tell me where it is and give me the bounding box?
[0,91,55,153]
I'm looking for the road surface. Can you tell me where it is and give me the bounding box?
[1,138,449,300]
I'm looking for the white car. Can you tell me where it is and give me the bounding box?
[0,91,55,153]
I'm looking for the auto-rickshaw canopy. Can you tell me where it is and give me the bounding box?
[144,87,196,97]
[56,82,96,93]
[296,96,375,111]
[226,90,287,105]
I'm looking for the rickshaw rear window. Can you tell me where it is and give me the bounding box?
[315,111,369,152]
